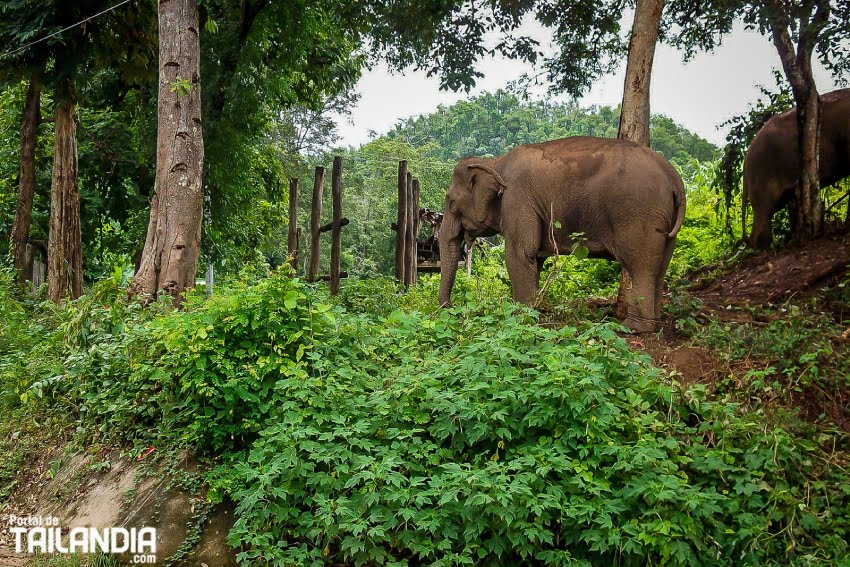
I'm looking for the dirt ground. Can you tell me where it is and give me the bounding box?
[692,232,850,308]
[631,231,850,432]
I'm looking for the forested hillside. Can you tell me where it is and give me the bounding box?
[384,91,718,168]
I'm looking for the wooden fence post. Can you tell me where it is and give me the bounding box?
[308,166,325,282]
[206,263,214,296]
[409,178,420,285]
[394,160,408,282]
[330,156,343,295]
[287,177,299,270]
[404,172,415,286]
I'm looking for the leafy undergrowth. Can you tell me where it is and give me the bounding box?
[3,266,850,566]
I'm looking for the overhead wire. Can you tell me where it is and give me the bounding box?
[0,0,133,60]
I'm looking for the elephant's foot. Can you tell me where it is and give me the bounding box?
[623,314,658,334]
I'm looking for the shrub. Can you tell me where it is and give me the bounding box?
[211,303,849,566]
[129,269,335,451]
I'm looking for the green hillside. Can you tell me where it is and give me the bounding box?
[383,90,719,168]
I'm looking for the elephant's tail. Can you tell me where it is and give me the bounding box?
[667,180,686,238]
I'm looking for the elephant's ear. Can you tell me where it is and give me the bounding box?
[467,164,506,223]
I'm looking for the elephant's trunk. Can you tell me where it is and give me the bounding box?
[438,209,462,307]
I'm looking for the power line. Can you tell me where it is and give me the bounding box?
[0,0,133,60]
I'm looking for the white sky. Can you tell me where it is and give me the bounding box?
[337,22,843,148]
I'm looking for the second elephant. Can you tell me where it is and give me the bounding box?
[438,136,686,333]
[744,88,850,248]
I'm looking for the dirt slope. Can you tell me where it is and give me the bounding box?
[692,232,850,308]
[636,232,850,432]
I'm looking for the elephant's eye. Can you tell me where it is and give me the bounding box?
[449,200,457,213]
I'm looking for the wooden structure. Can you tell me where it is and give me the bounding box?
[287,178,299,269]
[287,158,348,295]
[312,157,348,293]
[393,165,469,282]
[393,162,422,287]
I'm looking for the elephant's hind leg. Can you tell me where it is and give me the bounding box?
[617,234,667,333]
[621,269,658,333]
[653,236,676,322]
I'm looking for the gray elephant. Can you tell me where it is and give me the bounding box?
[744,88,850,248]
[438,136,686,333]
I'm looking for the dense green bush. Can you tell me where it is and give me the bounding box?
[206,300,848,566]
[0,268,65,410]
[132,271,335,451]
[3,265,848,566]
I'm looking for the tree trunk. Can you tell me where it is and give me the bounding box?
[130,0,204,301]
[617,0,664,146]
[287,177,299,270]
[11,74,41,287]
[769,4,829,242]
[47,97,83,303]
[793,85,823,240]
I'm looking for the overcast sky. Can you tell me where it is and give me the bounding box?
[337,21,843,148]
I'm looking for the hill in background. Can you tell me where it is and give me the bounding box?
[381,90,719,169]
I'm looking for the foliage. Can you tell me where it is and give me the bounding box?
[714,76,794,213]
[131,271,335,451]
[350,0,626,96]
[386,90,718,171]
[207,296,849,566]
[2,260,850,565]
[665,0,850,79]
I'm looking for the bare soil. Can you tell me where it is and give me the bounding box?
[633,231,850,432]
[691,232,850,309]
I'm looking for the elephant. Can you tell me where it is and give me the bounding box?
[438,136,686,333]
[743,88,850,248]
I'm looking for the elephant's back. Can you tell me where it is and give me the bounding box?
[504,137,682,235]
[515,136,680,186]
[745,88,850,185]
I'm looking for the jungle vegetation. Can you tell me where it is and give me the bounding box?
[1,1,849,565]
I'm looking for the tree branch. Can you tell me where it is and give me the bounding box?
[798,0,831,60]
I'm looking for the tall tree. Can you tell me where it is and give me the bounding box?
[618,0,665,145]
[47,94,83,302]
[129,0,204,300]
[1,0,156,300]
[666,0,849,242]
[9,74,40,286]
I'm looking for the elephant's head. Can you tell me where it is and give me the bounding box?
[438,159,506,306]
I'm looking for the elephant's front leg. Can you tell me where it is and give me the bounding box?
[504,219,542,305]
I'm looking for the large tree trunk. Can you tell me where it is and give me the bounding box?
[792,85,823,240]
[617,0,664,146]
[769,3,829,242]
[130,0,204,301]
[11,74,41,287]
[47,97,83,303]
